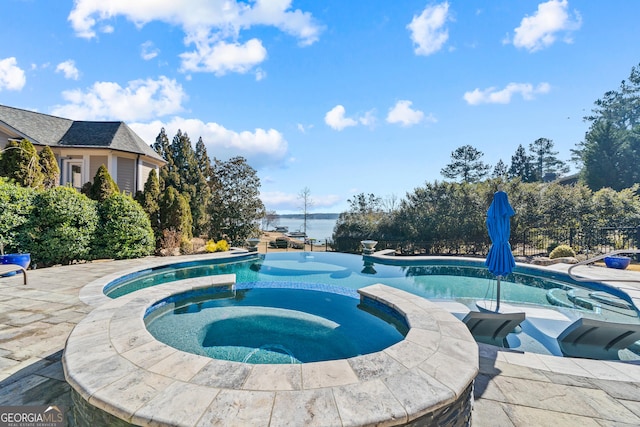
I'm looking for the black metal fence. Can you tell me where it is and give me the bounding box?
[341,226,640,257]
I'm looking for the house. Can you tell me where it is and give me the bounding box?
[0,104,166,194]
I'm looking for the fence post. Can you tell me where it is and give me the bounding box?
[569,228,574,248]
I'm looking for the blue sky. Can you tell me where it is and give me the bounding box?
[1,1,639,213]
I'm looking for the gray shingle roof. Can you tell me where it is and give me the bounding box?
[0,104,164,163]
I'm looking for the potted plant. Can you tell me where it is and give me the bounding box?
[0,243,31,276]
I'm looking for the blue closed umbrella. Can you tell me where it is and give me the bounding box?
[484,189,516,311]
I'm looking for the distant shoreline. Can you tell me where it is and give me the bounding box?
[276,213,339,220]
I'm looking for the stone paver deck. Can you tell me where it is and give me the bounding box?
[1,254,640,426]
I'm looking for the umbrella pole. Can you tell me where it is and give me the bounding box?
[496,276,501,312]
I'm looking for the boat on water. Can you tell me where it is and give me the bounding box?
[285,231,307,238]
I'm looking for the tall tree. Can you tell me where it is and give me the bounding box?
[576,121,625,190]
[195,137,213,180]
[153,129,211,237]
[508,144,535,182]
[159,186,192,240]
[492,159,508,179]
[576,62,640,190]
[209,156,265,245]
[528,137,569,181]
[440,145,491,183]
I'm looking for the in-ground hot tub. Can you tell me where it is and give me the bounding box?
[64,275,479,426]
[144,283,409,364]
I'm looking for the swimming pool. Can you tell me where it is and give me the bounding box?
[104,252,638,321]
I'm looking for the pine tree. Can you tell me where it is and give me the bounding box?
[529,137,569,181]
[440,145,491,183]
[492,159,508,178]
[508,144,535,182]
[39,146,60,189]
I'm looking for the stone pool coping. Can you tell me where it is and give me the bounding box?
[78,250,256,307]
[63,277,479,426]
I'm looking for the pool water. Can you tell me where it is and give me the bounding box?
[106,252,636,321]
[145,285,408,364]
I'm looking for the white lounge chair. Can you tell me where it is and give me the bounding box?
[0,264,27,285]
[557,317,640,360]
[462,311,526,346]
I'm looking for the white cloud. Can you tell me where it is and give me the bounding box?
[51,76,187,121]
[0,57,26,91]
[511,0,582,52]
[324,105,358,131]
[68,0,323,75]
[55,60,80,80]
[179,39,267,75]
[386,100,425,127]
[463,82,551,105]
[255,68,267,81]
[359,110,377,127]
[141,41,159,60]
[407,2,450,56]
[130,116,288,169]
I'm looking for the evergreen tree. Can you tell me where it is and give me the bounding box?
[39,146,60,189]
[0,139,44,188]
[529,137,569,181]
[153,129,210,237]
[88,164,119,201]
[577,121,625,190]
[508,144,535,182]
[492,159,508,178]
[440,145,490,183]
[159,186,193,240]
[137,169,162,246]
[195,137,213,179]
[576,62,640,190]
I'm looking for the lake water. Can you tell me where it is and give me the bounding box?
[274,218,338,241]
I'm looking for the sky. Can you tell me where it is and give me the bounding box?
[1,1,639,214]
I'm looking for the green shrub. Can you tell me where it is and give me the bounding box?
[87,164,119,201]
[0,178,35,254]
[92,193,155,260]
[23,186,98,267]
[549,244,576,259]
[0,139,44,188]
